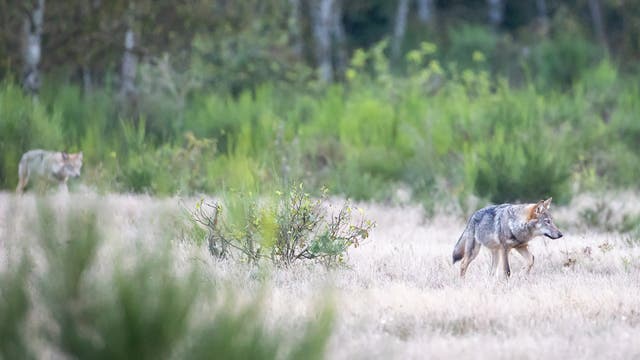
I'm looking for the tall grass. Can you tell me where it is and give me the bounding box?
[0,201,333,359]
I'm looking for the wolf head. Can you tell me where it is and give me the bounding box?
[61,152,83,178]
[527,198,563,239]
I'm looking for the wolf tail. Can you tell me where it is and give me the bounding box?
[452,236,465,264]
[452,218,474,264]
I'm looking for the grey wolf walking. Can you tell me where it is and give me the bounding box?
[16,149,83,193]
[452,198,563,278]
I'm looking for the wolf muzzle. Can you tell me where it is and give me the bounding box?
[545,232,563,239]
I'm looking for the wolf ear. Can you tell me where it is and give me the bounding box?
[528,200,548,219]
[543,197,552,209]
[527,201,543,220]
[62,152,69,160]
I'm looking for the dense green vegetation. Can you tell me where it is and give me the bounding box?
[1,38,638,206]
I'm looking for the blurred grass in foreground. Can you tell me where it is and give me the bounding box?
[0,201,333,359]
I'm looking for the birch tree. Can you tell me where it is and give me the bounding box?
[487,0,504,29]
[120,13,138,101]
[391,0,410,61]
[416,0,435,25]
[311,0,334,83]
[536,0,548,25]
[21,0,45,95]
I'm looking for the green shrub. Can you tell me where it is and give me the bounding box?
[446,25,497,71]
[465,127,571,204]
[529,33,600,88]
[192,185,375,266]
[0,82,65,189]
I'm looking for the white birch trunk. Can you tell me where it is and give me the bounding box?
[311,0,334,83]
[417,0,434,25]
[120,27,138,99]
[22,0,45,95]
[536,0,548,21]
[392,0,410,61]
[487,0,503,29]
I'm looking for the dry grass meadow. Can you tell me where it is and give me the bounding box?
[2,191,640,359]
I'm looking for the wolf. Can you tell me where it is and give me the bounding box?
[452,198,563,278]
[16,149,83,194]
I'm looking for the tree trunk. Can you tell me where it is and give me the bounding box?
[288,0,303,58]
[120,27,138,99]
[536,0,548,21]
[487,0,503,29]
[82,64,92,94]
[535,0,549,33]
[311,0,334,83]
[587,0,609,53]
[22,0,45,96]
[331,0,347,77]
[417,0,435,25]
[392,0,410,61]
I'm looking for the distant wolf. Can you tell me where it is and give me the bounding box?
[16,149,83,194]
[452,198,563,278]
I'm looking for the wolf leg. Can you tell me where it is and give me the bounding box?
[16,162,29,194]
[499,247,511,278]
[489,249,499,276]
[57,181,69,194]
[515,245,535,273]
[460,241,481,277]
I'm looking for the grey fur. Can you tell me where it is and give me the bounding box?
[16,149,83,193]
[452,199,563,278]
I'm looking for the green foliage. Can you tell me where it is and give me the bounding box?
[529,33,600,89]
[0,82,64,189]
[192,185,375,266]
[467,129,572,204]
[446,25,497,71]
[2,39,640,207]
[118,132,217,194]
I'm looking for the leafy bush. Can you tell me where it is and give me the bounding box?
[0,82,64,189]
[467,130,572,204]
[446,25,497,71]
[192,185,375,266]
[529,33,600,88]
